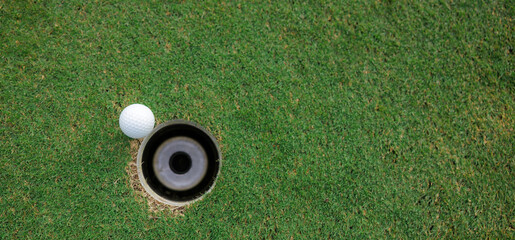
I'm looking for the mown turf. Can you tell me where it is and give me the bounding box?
[1,0,513,238]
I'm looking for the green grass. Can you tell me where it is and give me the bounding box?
[1,0,513,238]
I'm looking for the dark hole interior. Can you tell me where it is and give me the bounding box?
[141,123,221,202]
[169,151,191,174]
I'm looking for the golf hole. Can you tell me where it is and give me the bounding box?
[137,120,221,206]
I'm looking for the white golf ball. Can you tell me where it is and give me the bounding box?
[119,104,155,139]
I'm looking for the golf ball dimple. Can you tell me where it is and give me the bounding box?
[119,104,155,139]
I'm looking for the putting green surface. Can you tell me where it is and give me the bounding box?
[1,0,513,238]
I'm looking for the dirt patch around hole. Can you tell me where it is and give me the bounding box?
[125,139,186,217]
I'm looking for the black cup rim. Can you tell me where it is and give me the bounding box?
[137,120,221,206]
